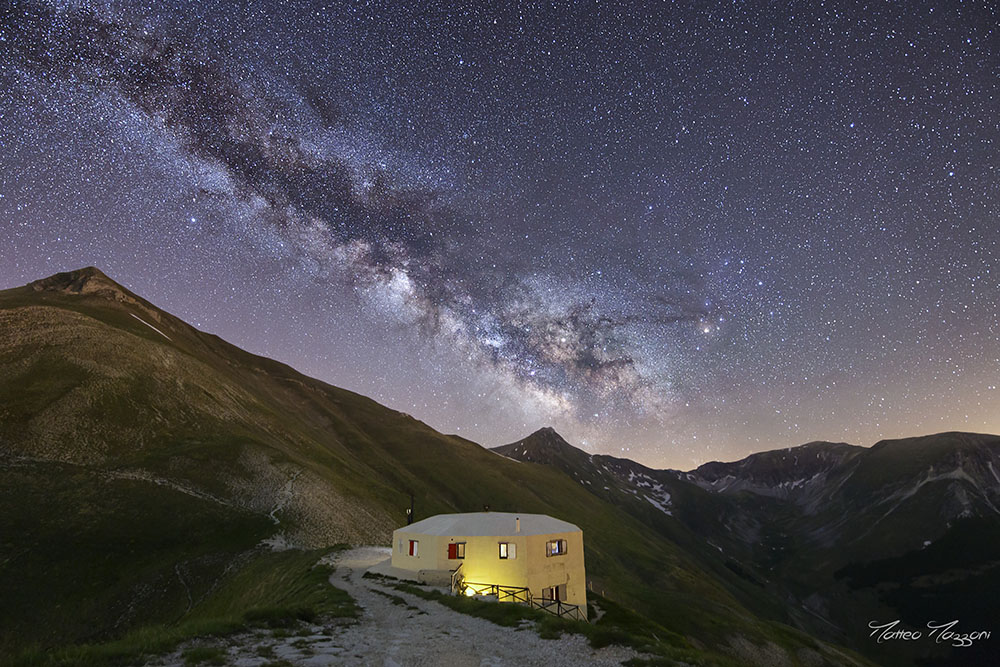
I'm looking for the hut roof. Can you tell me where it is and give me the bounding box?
[400,512,580,537]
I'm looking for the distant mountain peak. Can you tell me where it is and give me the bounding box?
[687,440,865,499]
[521,427,581,451]
[26,266,169,326]
[529,425,565,440]
[31,266,123,295]
[492,426,590,465]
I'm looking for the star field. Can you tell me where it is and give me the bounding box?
[1,0,998,467]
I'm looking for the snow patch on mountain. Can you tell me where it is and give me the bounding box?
[644,492,673,515]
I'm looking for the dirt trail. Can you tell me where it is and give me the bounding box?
[150,546,640,666]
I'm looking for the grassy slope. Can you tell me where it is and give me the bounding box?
[0,270,866,665]
[495,421,1000,666]
[770,436,1000,667]
[8,548,357,667]
[493,434,834,639]
[0,459,270,653]
[659,434,1000,667]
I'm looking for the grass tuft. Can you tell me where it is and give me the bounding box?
[7,549,356,667]
[182,645,227,665]
[388,584,719,665]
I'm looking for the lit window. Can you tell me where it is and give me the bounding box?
[546,539,568,556]
[499,542,516,559]
[448,542,466,559]
[408,539,419,557]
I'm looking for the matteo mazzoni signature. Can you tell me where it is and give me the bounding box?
[869,620,991,648]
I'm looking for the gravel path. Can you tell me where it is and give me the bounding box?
[150,546,641,666]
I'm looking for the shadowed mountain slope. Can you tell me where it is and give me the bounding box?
[495,429,1000,666]
[0,267,870,666]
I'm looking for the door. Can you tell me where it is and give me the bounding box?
[542,585,565,601]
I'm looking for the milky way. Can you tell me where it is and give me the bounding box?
[1,0,998,467]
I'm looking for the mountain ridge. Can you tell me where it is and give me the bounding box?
[5,266,996,666]
[2,266,875,666]
[501,425,1000,505]
[495,426,1000,666]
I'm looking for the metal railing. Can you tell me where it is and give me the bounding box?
[450,562,464,595]
[455,579,586,621]
[530,598,586,621]
[462,581,532,604]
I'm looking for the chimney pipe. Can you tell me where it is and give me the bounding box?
[407,492,414,525]
[516,517,520,533]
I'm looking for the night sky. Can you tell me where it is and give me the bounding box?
[1,1,998,468]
